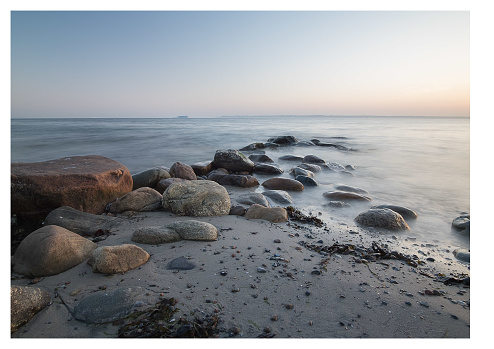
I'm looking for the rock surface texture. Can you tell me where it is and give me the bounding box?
[355,208,410,231]
[88,244,150,274]
[108,187,163,214]
[245,204,289,223]
[11,285,52,333]
[213,149,255,172]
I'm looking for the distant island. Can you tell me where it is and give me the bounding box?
[176,115,188,119]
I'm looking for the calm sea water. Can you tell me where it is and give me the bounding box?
[11,116,470,251]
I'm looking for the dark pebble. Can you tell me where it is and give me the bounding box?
[405,301,412,306]
[451,314,459,320]
[274,239,281,243]
[311,270,321,275]
[285,304,294,309]
[305,291,311,296]
[167,256,196,270]
[220,271,227,276]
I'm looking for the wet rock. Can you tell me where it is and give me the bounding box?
[132,166,170,190]
[167,220,218,241]
[44,206,119,236]
[237,193,270,207]
[267,135,298,145]
[302,154,326,164]
[11,225,97,277]
[248,154,274,163]
[371,204,417,220]
[295,140,315,146]
[167,256,196,270]
[11,155,133,219]
[169,162,197,180]
[74,287,149,324]
[239,142,266,151]
[131,226,181,244]
[311,139,351,150]
[162,180,231,216]
[262,177,304,191]
[88,244,150,274]
[190,161,214,176]
[229,205,247,216]
[324,162,346,172]
[345,165,356,171]
[208,173,259,188]
[452,214,470,232]
[213,149,255,172]
[297,163,322,173]
[252,163,284,175]
[278,155,304,161]
[290,167,315,178]
[108,187,162,214]
[324,201,351,208]
[11,285,52,333]
[295,175,318,186]
[453,248,470,263]
[262,190,293,205]
[333,184,369,194]
[355,208,410,231]
[323,191,371,201]
[245,204,288,223]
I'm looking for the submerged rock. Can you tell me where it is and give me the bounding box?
[371,204,418,220]
[262,177,304,191]
[355,208,410,231]
[237,193,270,207]
[323,191,371,201]
[262,190,294,205]
[11,285,52,333]
[333,184,369,194]
[278,155,304,161]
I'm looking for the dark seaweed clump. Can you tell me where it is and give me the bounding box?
[117,297,220,338]
[285,206,324,227]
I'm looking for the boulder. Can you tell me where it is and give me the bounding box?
[295,175,318,186]
[169,162,197,180]
[453,248,470,263]
[11,225,97,277]
[213,149,255,172]
[44,206,119,236]
[278,155,304,161]
[452,214,470,231]
[355,208,410,231]
[156,178,186,194]
[73,287,149,324]
[237,193,270,207]
[131,226,181,244]
[11,155,133,219]
[252,163,284,175]
[208,173,259,188]
[371,204,418,220]
[262,177,304,191]
[298,163,322,173]
[262,190,293,205]
[11,286,52,333]
[302,154,326,164]
[88,244,150,274]
[108,187,162,214]
[323,191,371,201]
[167,220,218,241]
[333,184,369,194]
[248,154,274,163]
[162,180,231,216]
[325,162,346,171]
[290,167,315,178]
[190,161,214,176]
[132,167,170,190]
[245,204,288,223]
[267,135,298,145]
[230,206,247,216]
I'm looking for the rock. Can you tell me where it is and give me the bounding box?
[334,184,369,194]
[311,139,351,150]
[323,191,371,201]
[295,175,318,186]
[162,180,231,216]
[131,226,181,244]
[324,201,351,208]
[190,161,214,176]
[295,140,315,146]
[325,162,346,171]
[11,285,52,333]
[245,204,288,223]
[156,178,186,194]
[267,135,298,145]
[252,163,284,175]
[355,208,410,231]
[237,193,270,207]
[452,214,470,231]
[208,172,259,188]
[278,155,304,161]
[302,154,326,164]
[169,162,197,180]
[371,204,418,220]
[167,220,218,241]
[263,190,293,205]
[345,165,356,171]
[132,167,170,190]
[297,163,322,173]
[11,225,97,277]
[230,205,247,216]
[74,287,149,324]
[248,154,274,163]
[262,177,304,191]
[88,244,150,274]
[11,155,133,219]
[167,256,196,270]
[453,249,470,262]
[44,206,119,236]
[290,167,315,178]
[213,149,255,172]
[108,187,162,214]
[264,142,281,148]
[239,143,266,151]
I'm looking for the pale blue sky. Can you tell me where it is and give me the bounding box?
[11,11,469,118]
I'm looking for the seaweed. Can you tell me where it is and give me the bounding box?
[285,206,324,227]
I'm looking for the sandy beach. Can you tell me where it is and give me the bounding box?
[11,184,470,339]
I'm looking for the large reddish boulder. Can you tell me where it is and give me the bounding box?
[11,155,133,219]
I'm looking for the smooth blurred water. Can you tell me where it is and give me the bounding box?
[11,116,470,250]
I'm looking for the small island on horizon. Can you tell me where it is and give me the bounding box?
[176,115,188,119]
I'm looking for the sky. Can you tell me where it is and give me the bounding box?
[11,10,470,118]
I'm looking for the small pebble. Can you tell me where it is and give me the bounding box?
[311,270,321,275]
[263,326,272,333]
[273,239,281,243]
[285,304,294,309]
[270,315,278,321]
[257,267,267,273]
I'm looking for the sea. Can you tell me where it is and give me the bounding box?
[10,116,470,262]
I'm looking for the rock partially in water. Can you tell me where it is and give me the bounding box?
[290,166,315,178]
[355,208,410,231]
[237,193,270,207]
[324,201,351,208]
[452,214,470,232]
[267,135,298,145]
[297,163,322,173]
[262,177,304,191]
[333,184,369,194]
[453,248,470,263]
[239,142,266,151]
[295,175,318,186]
[252,163,284,175]
[208,173,259,188]
[262,190,293,205]
[278,155,304,161]
[323,191,371,201]
[11,285,52,333]
[213,149,255,173]
[371,204,417,220]
[302,154,326,164]
[248,154,274,163]
[167,256,196,270]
